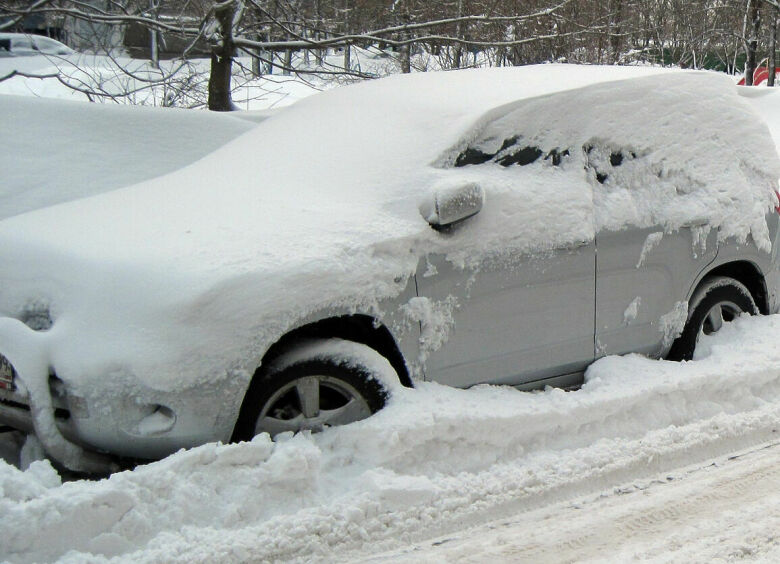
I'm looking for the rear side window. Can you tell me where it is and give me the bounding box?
[34,36,68,54]
[11,36,34,50]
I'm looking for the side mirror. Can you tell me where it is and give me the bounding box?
[420,182,484,229]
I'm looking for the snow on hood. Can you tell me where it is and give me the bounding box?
[0,94,254,220]
[0,65,777,392]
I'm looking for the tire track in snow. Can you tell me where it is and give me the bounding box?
[373,442,780,563]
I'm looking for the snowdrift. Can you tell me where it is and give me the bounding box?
[3,314,780,563]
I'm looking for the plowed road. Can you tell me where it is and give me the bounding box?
[367,441,780,563]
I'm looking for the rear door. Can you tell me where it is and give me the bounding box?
[417,242,595,389]
[595,224,718,357]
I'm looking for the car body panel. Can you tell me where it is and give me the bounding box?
[595,225,720,358]
[418,242,595,388]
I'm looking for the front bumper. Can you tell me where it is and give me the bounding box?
[0,385,73,437]
[0,374,242,471]
[0,324,243,473]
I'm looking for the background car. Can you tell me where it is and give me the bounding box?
[0,65,778,473]
[0,32,74,57]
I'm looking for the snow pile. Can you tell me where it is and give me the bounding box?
[0,48,390,110]
[3,313,780,562]
[740,85,780,154]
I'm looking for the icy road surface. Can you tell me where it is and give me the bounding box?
[367,441,780,563]
[3,313,780,563]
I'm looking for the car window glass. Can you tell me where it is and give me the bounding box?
[34,36,66,53]
[11,36,34,50]
[454,135,570,169]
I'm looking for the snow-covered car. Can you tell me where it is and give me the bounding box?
[0,33,74,57]
[1,65,779,473]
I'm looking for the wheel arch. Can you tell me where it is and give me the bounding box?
[230,314,412,441]
[695,260,769,314]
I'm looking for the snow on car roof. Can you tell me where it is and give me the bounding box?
[6,65,774,265]
[0,65,776,393]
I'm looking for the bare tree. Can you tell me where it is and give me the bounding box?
[767,0,779,85]
[744,0,761,84]
[10,0,780,112]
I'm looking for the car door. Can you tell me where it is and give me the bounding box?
[416,240,595,389]
[595,224,718,358]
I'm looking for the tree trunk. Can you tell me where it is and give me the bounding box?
[453,0,464,68]
[250,32,261,77]
[149,0,159,68]
[769,6,778,87]
[745,0,761,86]
[399,10,411,73]
[609,0,624,64]
[315,0,324,65]
[400,40,411,73]
[208,1,238,112]
[343,0,351,71]
[209,50,233,111]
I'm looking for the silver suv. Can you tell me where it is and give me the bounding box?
[0,67,777,473]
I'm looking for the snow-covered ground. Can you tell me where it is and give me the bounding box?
[0,48,400,110]
[0,94,254,219]
[369,440,780,563]
[4,314,780,562]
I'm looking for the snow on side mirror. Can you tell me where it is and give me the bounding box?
[420,181,484,230]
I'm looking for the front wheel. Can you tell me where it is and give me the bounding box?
[232,339,394,441]
[667,276,757,361]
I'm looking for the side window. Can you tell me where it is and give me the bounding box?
[11,37,34,51]
[583,145,637,185]
[34,37,66,54]
[454,135,571,169]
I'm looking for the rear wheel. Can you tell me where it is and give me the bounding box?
[232,339,393,441]
[667,276,757,361]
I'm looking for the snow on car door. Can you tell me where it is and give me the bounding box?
[595,224,718,358]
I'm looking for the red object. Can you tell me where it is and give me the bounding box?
[737,66,780,86]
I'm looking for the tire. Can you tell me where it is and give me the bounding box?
[667,276,757,361]
[232,339,393,441]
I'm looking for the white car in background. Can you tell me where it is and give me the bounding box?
[0,32,74,57]
[0,65,778,473]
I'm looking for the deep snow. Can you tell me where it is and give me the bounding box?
[368,440,780,563]
[4,314,780,562]
[0,52,325,109]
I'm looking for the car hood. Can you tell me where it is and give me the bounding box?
[0,94,255,220]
